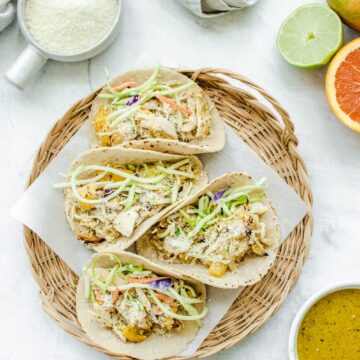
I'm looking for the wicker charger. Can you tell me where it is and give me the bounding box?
[24,68,313,359]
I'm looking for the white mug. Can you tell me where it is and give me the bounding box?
[6,0,122,90]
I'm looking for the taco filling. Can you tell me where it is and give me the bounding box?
[53,158,201,245]
[149,180,275,278]
[83,253,207,343]
[93,63,212,147]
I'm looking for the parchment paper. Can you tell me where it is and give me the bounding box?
[11,68,308,357]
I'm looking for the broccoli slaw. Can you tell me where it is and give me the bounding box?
[149,179,276,278]
[53,158,202,245]
[93,63,212,147]
[83,253,207,343]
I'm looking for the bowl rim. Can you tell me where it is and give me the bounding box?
[17,0,122,62]
[289,281,360,360]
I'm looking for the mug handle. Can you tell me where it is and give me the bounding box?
[5,45,48,90]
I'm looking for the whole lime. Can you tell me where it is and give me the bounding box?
[328,0,360,31]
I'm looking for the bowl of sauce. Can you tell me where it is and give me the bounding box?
[289,282,360,360]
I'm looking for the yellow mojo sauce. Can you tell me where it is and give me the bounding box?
[297,289,360,360]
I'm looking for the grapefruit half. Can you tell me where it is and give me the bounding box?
[326,37,360,132]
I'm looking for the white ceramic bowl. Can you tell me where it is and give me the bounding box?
[289,281,360,360]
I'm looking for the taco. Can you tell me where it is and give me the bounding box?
[53,148,207,251]
[89,63,225,154]
[77,251,207,360]
[136,173,280,289]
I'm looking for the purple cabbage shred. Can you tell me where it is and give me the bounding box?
[213,189,226,201]
[127,94,139,106]
[96,189,114,198]
[104,189,114,197]
[149,278,172,290]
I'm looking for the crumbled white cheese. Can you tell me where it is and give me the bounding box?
[225,223,245,238]
[164,235,191,255]
[249,202,268,215]
[102,294,114,309]
[123,302,145,326]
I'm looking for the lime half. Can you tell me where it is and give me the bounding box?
[277,4,343,69]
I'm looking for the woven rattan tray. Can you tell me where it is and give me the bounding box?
[24,68,313,359]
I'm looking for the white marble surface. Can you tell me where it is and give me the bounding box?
[0,0,359,359]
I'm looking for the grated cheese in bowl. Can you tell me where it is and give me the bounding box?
[24,0,118,55]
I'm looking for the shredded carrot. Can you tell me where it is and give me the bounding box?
[112,288,120,304]
[112,81,137,91]
[140,104,149,110]
[156,293,175,306]
[156,95,192,115]
[128,277,169,284]
[154,306,163,315]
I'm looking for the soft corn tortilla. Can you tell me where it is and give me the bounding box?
[136,172,280,289]
[89,67,225,154]
[76,251,206,360]
[65,147,207,252]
